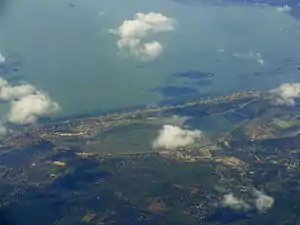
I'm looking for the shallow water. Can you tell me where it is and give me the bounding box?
[0,0,300,118]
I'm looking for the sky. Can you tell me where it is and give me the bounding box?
[0,0,300,118]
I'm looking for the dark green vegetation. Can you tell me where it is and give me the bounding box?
[2,91,300,224]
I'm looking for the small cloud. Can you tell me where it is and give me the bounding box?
[217,48,225,53]
[98,11,106,17]
[233,51,264,65]
[0,78,60,125]
[109,12,175,61]
[255,53,264,65]
[138,41,163,61]
[276,5,292,13]
[221,190,274,213]
[0,51,5,63]
[0,77,36,101]
[0,122,7,135]
[7,91,60,124]
[153,125,203,150]
[269,83,300,106]
[253,189,274,213]
[222,193,251,211]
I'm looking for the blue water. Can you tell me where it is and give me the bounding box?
[0,0,300,117]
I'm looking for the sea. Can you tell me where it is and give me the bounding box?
[0,0,300,118]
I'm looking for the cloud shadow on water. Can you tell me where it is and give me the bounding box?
[171,70,214,87]
[173,70,214,80]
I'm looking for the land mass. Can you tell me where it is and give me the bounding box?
[1,90,300,225]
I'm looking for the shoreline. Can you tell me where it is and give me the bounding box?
[32,89,260,128]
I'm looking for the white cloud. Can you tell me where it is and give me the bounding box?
[221,190,274,213]
[222,193,251,211]
[253,189,274,213]
[7,91,60,124]
[233,52,264,65]
[0,77,36,101]
[270,83,300,106]
[0,52,5,63]
[153,125,203,150]
[0,78,60,125]
[276,5,292,13]
[139,41,163,60]
[217,48,225,53]
[110,12,175,61]
[98,11,106,17]
[0,122,7,135]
